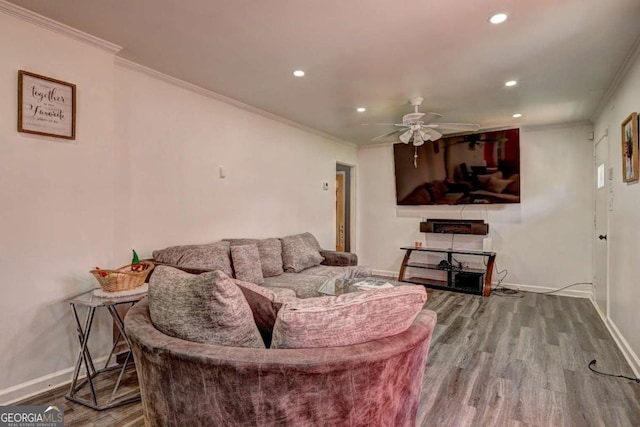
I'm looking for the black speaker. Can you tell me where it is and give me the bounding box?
[454,272,484,293]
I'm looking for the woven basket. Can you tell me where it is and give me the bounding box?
[90,261,154,293]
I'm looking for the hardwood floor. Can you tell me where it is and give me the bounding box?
[417,289,640,427]
[17,290,640,426]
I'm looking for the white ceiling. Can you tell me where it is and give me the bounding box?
[8,0,640,144]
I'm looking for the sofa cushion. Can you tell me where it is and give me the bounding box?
[152,241,232,276]
[280,233,324,273]
[224,238,284,278]
[299,265,372,279]
[231,244,264,285]
[271,285,427,349]
[262,273,326,298]
[148,266,264,348]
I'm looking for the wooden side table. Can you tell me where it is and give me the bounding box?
[65,289,146,410]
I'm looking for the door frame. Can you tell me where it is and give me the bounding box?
[593,132,610,316]
[336,162,356,253]
[336,171,346,252]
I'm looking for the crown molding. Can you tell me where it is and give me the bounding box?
[0,0,121,54]
[591,32,640,122]
[114,57,356,148]
[520,120,592,133]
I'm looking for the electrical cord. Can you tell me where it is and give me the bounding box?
[588,360,640,383]
[537,282,593,294]
[486,259,520,297]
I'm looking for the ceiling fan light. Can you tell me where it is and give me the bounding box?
[399,130,412,144]
[413,131,425,146]
[419,129,432,142]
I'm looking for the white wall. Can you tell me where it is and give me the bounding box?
[0,11,356,402]
[113,63,356,262]
[0,11,117,400]
[592,43,640,374]
[357,124,594,293]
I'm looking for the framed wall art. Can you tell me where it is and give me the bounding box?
[18,70,76,140]
[621,112,638,183]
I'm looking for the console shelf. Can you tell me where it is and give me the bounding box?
[398,247,496,296]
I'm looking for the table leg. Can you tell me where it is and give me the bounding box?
[68,305,98,405]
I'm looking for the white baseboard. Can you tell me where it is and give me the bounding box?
[496,282,593,299]
[375,270,594,299]
[588,298,640,378]
[0,356,110,406]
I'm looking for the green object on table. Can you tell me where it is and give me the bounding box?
[131,249,140,265]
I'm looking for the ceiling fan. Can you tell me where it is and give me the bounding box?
[371,97,480,153]
[456,133,509,150]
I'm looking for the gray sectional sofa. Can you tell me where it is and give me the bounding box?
[150,232,372,298]
[125,232,438,426]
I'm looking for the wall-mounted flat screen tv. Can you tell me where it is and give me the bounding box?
[394,128,520,205]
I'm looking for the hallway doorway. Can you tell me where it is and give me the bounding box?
[336,163,353,252]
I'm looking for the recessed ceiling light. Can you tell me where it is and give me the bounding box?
[490,13,508,24]
[505,80,517,87]
[512,113,522,118]
[356,107,366,112]
[293,70,305,77]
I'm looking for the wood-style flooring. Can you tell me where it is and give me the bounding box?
[417,289,640,427]
[17,289,640,426]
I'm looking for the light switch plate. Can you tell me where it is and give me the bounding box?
[322,181,329,190]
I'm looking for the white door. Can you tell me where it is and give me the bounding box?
[594,135,609,315]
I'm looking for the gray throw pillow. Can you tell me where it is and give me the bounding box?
[280,233,325,273]
[152,241,233,276]
[225,238,284,277]
[231,244,264,285]
[148,266,265,348]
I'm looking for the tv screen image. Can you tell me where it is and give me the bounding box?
[394,128,520,205]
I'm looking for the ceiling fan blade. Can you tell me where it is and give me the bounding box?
[371,129,402,141]
[423,128,443,141]
[402,112,425,124]
[421,112,443,124]
[399,130,413,144]
[430,123,481,131]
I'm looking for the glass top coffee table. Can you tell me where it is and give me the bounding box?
[318,277,395,296]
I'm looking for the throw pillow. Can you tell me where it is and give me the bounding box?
[280,234,324,273]
[152,241,232,276]
[231,244,264,284]
[148,266,264,348]
[271,285,427,349]
[225,238,284,277]
[486,176,513,194]
[300,232,322,251]
[233,279,293,346]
